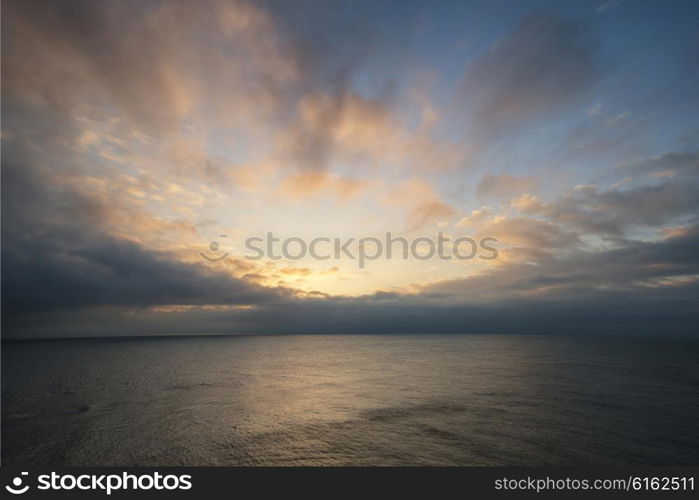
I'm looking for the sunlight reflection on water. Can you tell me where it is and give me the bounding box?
[3,334,699,465]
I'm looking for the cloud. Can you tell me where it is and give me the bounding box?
[477,216,579,254]
[381,179,440,207]
[462,11,597,135]
[280,91,399,170]
[528,179,699,239]
[1,102,287,321]
[616,150,699,178]
[381,179,456,231]
[2,0,301,135]
[278,266,339,277]
[456,149,699,268]
[424,223,699,306]
[407,201,456,232]
[597,0,622,13]
[277,170,370,199]
[2,232,284,315]
[476,173,538,201]
[9,244,699,337]
[510,194,545,213]
[456,207,495,228]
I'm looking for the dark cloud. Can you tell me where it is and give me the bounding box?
[527,176,699,239]
[7,274,699,339]
[2,232,283,315]
[427,224,699,300]
[1,104,286,323]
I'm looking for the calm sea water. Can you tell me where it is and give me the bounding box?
[2,335,699,466]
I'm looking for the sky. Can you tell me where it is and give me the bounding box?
[2,0,698,338]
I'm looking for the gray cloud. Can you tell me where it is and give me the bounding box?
[462,10,597,136]
[1,103,287,322]
[617,150,699,177]
[2,230,284,315]
[427,224,699,301]
[8,273,699,339]
[476,173,538,201]
[526,173,699,239]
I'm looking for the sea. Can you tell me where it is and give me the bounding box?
[2,334,699,465]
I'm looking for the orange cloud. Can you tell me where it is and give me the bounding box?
[407,201,456,232]
[278,171,370,199]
